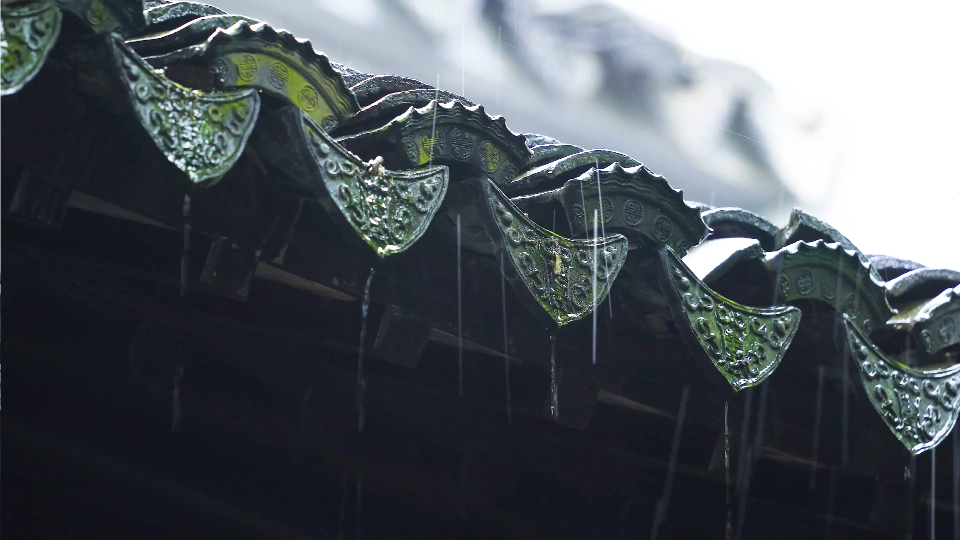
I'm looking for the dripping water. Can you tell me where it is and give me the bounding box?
[356,269,376,538]
[172,364,184,433]
[357,269,376,433]
[736,383,770,537]
[579,182,589,238]
[771,261,784,306]
[729,389,754,540]
[835,257,850,468]
[180,194,191,296]
[732,442,754,540]
[501,253,512,423]
[549,333,558,420]
[725,400,732,540]
[810,365,826,490]
[651,385,690,540]
[833,256,845,320]
[429,76,440,168]
[457,214,463,397]
[595,160,613,318]
[592,209,598,365]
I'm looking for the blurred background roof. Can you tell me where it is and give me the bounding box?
[214,0,959,268]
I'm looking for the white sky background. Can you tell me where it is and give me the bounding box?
[606,0,960,268]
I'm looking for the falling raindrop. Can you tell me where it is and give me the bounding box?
[725,401,732,540]
[501,253,512,423]
[734,443,754,540]
[180,194,191,296]
[592,209,598,366]
[172,364,183,433]
[594,160,612,318]
[735,384,770,536]
[737,438,753,540]
[579,181,589,238]
[457,214,463,397]
[357,268,375,433]
[429,76,440,168]
[771,259,784,306]
[651,385,690,540]
[549,333,559,420]
[832,256,846,331]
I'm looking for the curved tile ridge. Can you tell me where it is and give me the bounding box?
[526,143,585,167]
[524,133,563,147]
[685,201,715,213]
[142,20,360,130]
[108,34,260,185]
[127,14,258,55]
[337,99,531,187]
[868,254,925,282]
[330,62,373,88]
[508,149,641,191]
[472,177,629,327]
[144,1,225,26]
[701,206,778,251]
[763,240,889,336]
[522,133,583,166]
[886,268,960,303]
[656,245,801,391]
[888,285,960,356]
[349,74,436,104]
[555,162,709,257]
[0,2,62,97]
[205,21,359,126]
[342,88,476,128]
[844,315,960,455]
[775,208,861,255]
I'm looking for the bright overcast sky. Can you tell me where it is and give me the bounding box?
[608,0,960,268]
